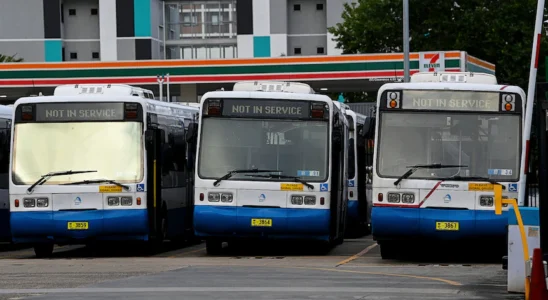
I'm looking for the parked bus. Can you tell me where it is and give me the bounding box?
[0,105,12,242]
[344,109,374,237]
[371,72,526,258]
[9,84,199,257]
[190,81,350,254]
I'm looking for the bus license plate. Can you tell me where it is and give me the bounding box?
[251,219,272,227]
[436,222,459,231]
[67,222,89,230]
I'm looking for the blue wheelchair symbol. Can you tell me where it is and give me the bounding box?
[508,184,518,192]
[136,184,145,192]
[320,183,329,191]
[348,180,355,187]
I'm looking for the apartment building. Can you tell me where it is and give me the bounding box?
[0,0,352,62]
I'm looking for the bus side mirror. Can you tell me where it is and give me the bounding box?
[145,130,155,151]
[186,123,198,143]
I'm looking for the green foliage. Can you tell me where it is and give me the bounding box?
[0,54,23,63]
[328,0,548,92]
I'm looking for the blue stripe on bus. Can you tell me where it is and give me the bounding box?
[10,209,148,244]
[194,206,331,241]
[0,208,10,241]
[346,200,359,223]
[508,206,539,226]
[371,207,507,240]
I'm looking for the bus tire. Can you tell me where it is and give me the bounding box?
[34,243,54,258]
[205,239,222,255]
[379,242,397,260]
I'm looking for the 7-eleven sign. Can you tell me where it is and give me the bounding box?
[419,52,445,72]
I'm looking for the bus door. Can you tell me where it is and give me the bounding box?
[145,128,165,241]
[185,122,199,234]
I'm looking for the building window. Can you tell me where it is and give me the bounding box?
[293,4,301,11]
[294,47,302,55]
[92,52,100,59]
[317,47,325,54]
[68,9,76,16]
[61,4,64,22]
[316,3,324,10]
[69,52,77,59]
[91,8,98,15]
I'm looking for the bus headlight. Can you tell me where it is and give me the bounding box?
[36,198,49,207]
[304,196,316,205]
[208,193,220,202]
[121,197,132,206]
[221,193,233,203]
[291,196,303,205]
[387,193,400,203]
[23,198,36,208]
[402,193,414,203]
[108,196,120,206]
[480,196,493,207]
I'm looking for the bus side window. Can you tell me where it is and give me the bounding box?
[348,138,355,179]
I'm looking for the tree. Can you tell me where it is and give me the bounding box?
[328,0,548,93]
[0,54,23,63]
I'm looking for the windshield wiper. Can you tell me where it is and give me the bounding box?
[61,179,130,191]
[27,170,98,194]
[213,169,281,186]
[441,176,506,190]
[394,164,467,186]
[246,174,314,190]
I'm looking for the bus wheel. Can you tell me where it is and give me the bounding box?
[379,242,397,260]
[34,243,54,258]
[205,239,223,255]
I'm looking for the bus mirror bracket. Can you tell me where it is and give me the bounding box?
[145,130,155,151]
[186,123,198,143]
[361,118,375,139]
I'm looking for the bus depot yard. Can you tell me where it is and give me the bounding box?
[0,237,521,300]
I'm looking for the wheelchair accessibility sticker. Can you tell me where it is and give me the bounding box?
[348,180,355,187]
[508,183,518,192]
[136,184,145,192]
[320,183,329,192]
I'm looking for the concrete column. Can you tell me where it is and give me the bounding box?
[99,0,118,61]
[179,84,198,103]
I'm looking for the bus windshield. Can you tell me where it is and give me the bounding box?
[198,118,329,182]
[12,122,143,185]
[377,111,521,181]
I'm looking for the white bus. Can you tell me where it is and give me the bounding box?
[0,105,12,242]
[9,84,199,257]
[371,72,526,259]
[190,81,350,254]
[344,109,374,237]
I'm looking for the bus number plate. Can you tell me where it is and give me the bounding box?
[435,222,459,231]
[67,222,89,230]
[251,219,272,227]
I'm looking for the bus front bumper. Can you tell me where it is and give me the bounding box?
[194,206,331,241]
[371,207,507,241]
[10,209,149,244]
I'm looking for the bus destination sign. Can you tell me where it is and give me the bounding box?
[400,90,500,112]
[35,103,125,121]
[221,99,310,118]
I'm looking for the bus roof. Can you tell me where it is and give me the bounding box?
[345,109,367,124]
[232,81,315,94]
[53,84,155,99]
[0,104,12,119]
[410,72,498,84]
